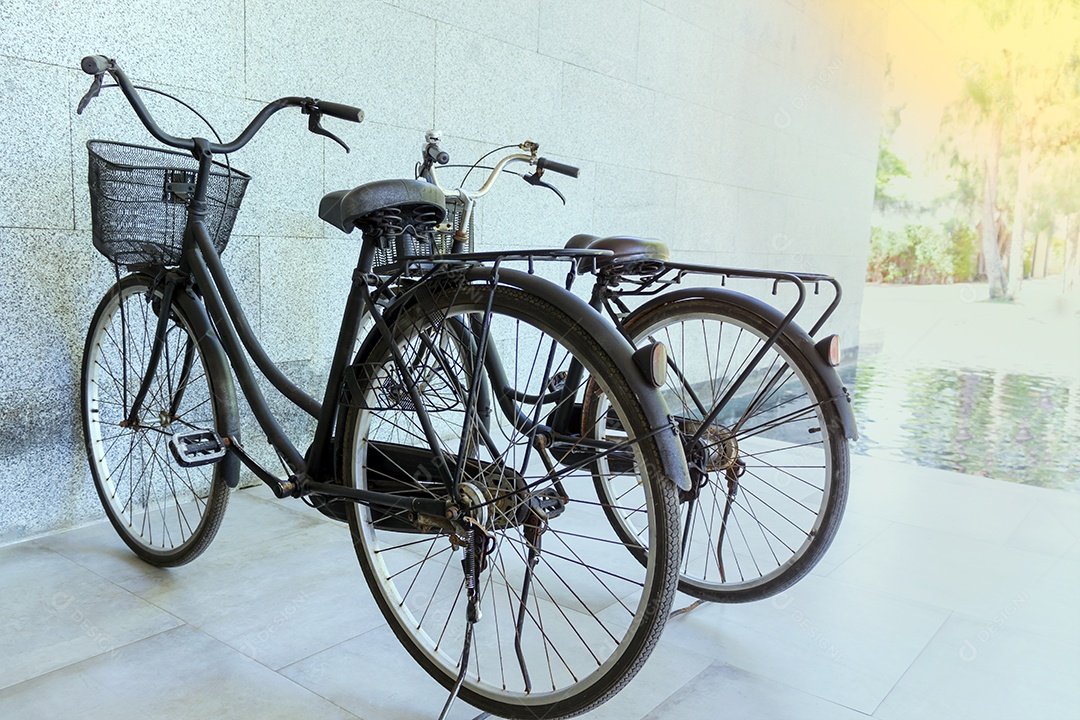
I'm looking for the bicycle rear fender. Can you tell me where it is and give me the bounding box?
[362,266,691,492]
[624,287,859,441]
[164,275,243,486]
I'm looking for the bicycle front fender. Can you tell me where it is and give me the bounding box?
[623,286,859,441]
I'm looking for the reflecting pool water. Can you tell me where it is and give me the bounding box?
[850,360,1080,492]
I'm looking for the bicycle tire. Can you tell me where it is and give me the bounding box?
[585,292,849,603]
[338,276,681,719]
[81,273,238,566]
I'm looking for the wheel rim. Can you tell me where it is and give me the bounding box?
[594,308,839,595]
[84,281,219,556]
[348,295,669,709]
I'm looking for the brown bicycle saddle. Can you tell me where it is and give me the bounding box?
[564,233,670,273]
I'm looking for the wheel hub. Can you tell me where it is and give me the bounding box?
[681,419,739,473]
[457,482,490,530]
[700,423,738,473]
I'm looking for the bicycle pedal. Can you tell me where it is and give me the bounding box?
[169,430,227,468]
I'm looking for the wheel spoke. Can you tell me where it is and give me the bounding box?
[83,279,228,566]
[344,282,679,714]
[587,300,848,601]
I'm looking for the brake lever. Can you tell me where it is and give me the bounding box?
[523,169,566,205]
[77,73,104,115]
[305,110,350,153]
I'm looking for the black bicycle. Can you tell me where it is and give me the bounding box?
[76,56,689,719]
[419,134,859,605]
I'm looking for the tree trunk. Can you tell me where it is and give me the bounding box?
[1008,134,1033,296]
[982,121,1008,298]
[1030,229,1049,279]
[1066,213,1080,291]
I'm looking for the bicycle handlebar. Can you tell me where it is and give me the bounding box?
[314,100,364,124]
[536,157,580,178]
[80,54,363,155]
[420,137,581,245]
[81,54,113,75]
[424,141,579,200]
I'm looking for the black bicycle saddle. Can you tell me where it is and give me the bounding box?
[319,179,446,233]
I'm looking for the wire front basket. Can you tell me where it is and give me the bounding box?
[87,140,250,267]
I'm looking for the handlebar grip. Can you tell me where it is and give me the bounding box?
[316,100,364,123]
[537,157,580,178]
[81,55,114,75]
[426,145,450,165]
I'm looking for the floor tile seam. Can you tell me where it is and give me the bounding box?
[816,516,896,576]
[941,604,1080,648]
[24,539,191,625]
[849,455,1079,503]
[25,537,126,589]
[265,675,369,720]
[1026,548,1080,588]
[866,610,953,718]
[1064,538,1080,559]
[654,600,975,718]
[276,621,389,675]
[638,660,719,719]
[0,622,189,695]
[260,657,367,720]
[1002,502,1080,556]
[614,638,715,720]
[778,569,958,621]
[699,658,878,718]
[824,514,1061,573]
[813,565,1053,629]
[671,597,953,713]
[177,625,368,720]
[2,517,109,552]
[47,521,351,612]
[180,514,353,569]
[235,487,341,525]
[842,493,1037,541]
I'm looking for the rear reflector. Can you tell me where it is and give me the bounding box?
[633,342,668,388]
[815,334,841,367]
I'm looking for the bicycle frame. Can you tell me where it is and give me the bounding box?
[123,152,644,523]
[122,188,448,524]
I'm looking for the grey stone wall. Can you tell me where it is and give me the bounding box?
[0,0,886,543]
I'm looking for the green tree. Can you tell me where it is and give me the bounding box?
[875,104,911,213]
[938,0,1080,298]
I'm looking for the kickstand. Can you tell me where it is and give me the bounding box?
[669,599,705,619]
[439,523,486,720]
[437,621,473,720]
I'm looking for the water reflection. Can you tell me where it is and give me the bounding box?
[850,360,1080,491]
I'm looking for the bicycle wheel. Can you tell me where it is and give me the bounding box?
[81,273,237,566]
[339,276,681,719]
[585,293,849,603]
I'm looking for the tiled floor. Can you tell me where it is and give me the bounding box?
[2,454,1078,719]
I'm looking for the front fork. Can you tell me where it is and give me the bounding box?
[120,276,182,427]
